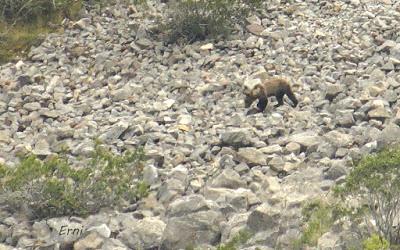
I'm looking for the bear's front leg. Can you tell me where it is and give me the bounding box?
[256,97,268,112]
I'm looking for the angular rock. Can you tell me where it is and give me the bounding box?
[74,232,104,250]
[324,161,347,180]
[211,168,246,189]
[167,195,210,217]
[204,187,260,211]
[377,123,400,149]
[200,43,214,51]
[247,203,280,232]
[393,109,400,125]
[73,18,91,30]
[0,130,11,143]
[0,224,11,243]
[246,24,265,36]
[32,138,52,156]
[161,211,223,249]
[259,145,282,154]
[118,217,166,249]
[143,165,159,185]
[237,147,266,166]
[23,102,41,111]
[158,178,186,205]
[157,165,188,204]
[17,74,32,86]
[220,212,250,243]
[177,114,192,125]
[101,238,128,250]
[99,121,129,141]
[325,84,343,101]
[246,15,261,25]
[268,156,285,172]
[285,142,301,154]
[368,106,391,120]
[324,131,353,148]
[136,38,153,49]
[154,99,175,111]
[289,131,322,150]
[46,218,84,245]
[335,110,355,127]
[220,130,253,148]
[87,224,111,238]
[110,85,134,102]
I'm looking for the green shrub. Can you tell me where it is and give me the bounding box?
[0,0,84,24]
[163,0,262,44]
[217,230,252,250]
[363,234,390,250]
[0,141,149,219]
[335,146,400,245]
[291,200,346,249]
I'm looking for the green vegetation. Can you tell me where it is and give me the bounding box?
[291,200,345,249]
[0,0,84,24]
[0,141,149,219]
[335,146,400,245]
[363,234,390,250]
[163,0,262,44]
[0,24,48,64]
[0,0,81,64]
[0,0,264,63]
[217,230,252,250]
[0,0,107,64]
[291,146,400,249]
[184,230,252,250]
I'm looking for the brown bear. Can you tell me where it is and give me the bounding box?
[244,77,298,114]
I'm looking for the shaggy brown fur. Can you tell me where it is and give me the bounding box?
[244,77,298,114]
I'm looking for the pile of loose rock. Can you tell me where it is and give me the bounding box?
[1,0,400,249]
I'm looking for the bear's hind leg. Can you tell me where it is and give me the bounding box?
[275,92,284,107]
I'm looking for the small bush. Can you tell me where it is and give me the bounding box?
[0,141,148,219]
[335,146,400,245]
[363,234,390,250]
[292,200,346,249]
[217,230,252,250]
[164,0,262,44]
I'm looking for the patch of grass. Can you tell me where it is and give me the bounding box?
[0,0,83,24]
[0,22,51,64]
[0,141,149,219]
[0,0,102,64]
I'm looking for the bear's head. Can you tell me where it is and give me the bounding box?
[244,84,263,108]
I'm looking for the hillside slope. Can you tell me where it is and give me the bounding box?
[0,0,400,249]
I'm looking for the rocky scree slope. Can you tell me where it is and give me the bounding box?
[1,0,400,249]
